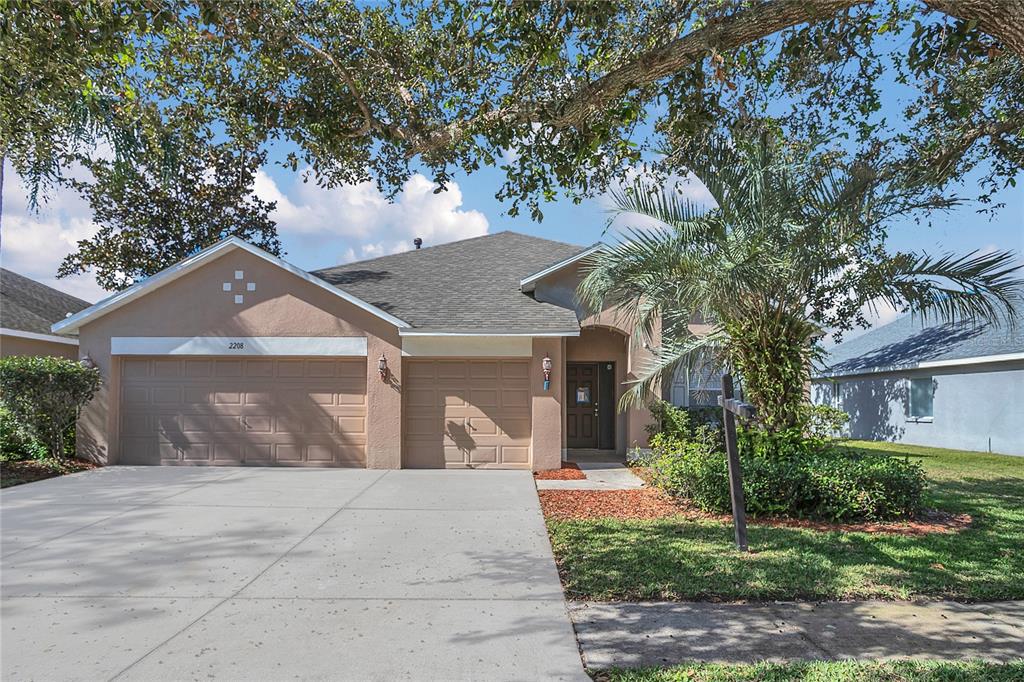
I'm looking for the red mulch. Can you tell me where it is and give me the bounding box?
[0,458,97,488]
[538,488,971,536]
[534,461,587,480]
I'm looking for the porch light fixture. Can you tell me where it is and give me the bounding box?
[378,353,389,381]
[542,354,553,391]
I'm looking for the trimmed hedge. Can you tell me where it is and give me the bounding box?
[637,403,925,522]
[0,356,100,461]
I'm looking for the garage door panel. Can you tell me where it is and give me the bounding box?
[501,362,530,379]
[469,446,497,463]
[244,359,274,377]
[181,444,211,461]
[404,359,531,469]
[437,361,467,378]
[500,388,530,409]
[277,360,305,377]
[469,362,498,379]
[215,360,243,377]
[214,443,242,462]
[468,418,497,435]
[469,388,498,407]
[119,358,366,467]
[499,417,531,439]
[184,360,212,377]
[152,360,180,377]
[501,446,530,464]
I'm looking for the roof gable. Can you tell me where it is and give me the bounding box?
[52,238,410,334]
[313,231,585,334]
[1,269,90,336]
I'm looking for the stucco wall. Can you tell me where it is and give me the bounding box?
[536,264,657,452]
[812,360,1024,456]
[76,248,402,465]
[531,337,564,470]
[1,334,79,359]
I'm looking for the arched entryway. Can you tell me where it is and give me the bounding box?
[564,326,631,454]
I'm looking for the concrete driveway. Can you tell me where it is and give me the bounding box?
[1,467,585,681]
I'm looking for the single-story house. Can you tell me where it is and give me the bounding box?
[811,310,1023,456]
[1,268,90,359]
[53,231,660,470]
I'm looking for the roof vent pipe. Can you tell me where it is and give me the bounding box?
[413,237,423,249]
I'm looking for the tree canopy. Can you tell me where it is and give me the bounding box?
[2,0,1021,224]
[57,136,279,290]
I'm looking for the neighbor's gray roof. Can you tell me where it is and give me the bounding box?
[816,308,1023,378]
[313,231,586,333]
[1,269,91,336]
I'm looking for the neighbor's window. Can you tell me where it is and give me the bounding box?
[909,378,934,419]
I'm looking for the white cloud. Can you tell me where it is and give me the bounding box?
[0,163,490,309]
[255,170,489,266]
[600,167,717,233]
[1,162,108,302]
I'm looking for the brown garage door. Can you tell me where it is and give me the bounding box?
[404,359,532,468]
[119,357,367,466]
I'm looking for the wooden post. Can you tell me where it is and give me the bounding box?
[721,373,748,552]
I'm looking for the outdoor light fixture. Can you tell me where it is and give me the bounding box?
[378,353,389,381]
[542,354,552,391]
[80,355,96,370]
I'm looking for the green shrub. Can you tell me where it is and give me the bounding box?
[646,399,693,441]
[0,356,101,461]
[0,404,47,460]
[645,426,925,522]
[801,403,850,442]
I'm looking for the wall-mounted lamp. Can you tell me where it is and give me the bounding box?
[542,354,552,391]
[80,355,97,370]
[378,353,389,381]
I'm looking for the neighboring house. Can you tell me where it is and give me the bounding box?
[0,268,90,359]
[812,311,1024,456]
[53,232,659,470]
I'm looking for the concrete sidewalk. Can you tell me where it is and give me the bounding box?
[536,461,646,490]
[570,600,1024,668]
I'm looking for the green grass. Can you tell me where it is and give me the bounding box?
[592,660,1024,681]
[548,442,1024,602]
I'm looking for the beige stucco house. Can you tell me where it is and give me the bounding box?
[1,268,89,359]
[52,232,657,470]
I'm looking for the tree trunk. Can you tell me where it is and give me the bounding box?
[923,1,1024,57]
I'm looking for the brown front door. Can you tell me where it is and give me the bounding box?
[566,362,599,448]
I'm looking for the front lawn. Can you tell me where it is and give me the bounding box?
[548,442,1023,601]
[593,660,1024,682]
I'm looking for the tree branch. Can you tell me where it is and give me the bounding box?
[922,0,1024,57]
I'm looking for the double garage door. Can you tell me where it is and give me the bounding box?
[404,359,532,468]
[119,357,367,466]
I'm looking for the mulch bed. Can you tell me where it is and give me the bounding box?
[538,488,971,536]
[534,461,587,480]
[0,458,97,488]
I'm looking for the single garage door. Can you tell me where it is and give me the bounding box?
[404,359,532,468]
[119,357,367,466]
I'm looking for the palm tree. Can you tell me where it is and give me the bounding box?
[577,132,1022,432]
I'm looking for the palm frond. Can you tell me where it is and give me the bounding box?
[876,249,1023,326]
[619,328,728,411]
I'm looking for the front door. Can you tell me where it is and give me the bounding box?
[566,362,599,448]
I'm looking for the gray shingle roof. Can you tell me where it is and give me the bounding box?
[1,269,91,336]
[313,231,586,333]
[816,308,1023,377]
